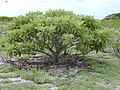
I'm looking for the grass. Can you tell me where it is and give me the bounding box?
[0,72,20,78]
[21,69,62,85]
[0,64,20,78]
[86,51,114,58]
[58,52,120,90]
[0,52,120,90]
[0,80,13,84]
[0,83,49,90]
[60,53,120,90]
[58,56,120,90]
[0,64,17,73]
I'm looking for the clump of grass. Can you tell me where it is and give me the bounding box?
[0,80,12,84]
[0,72,20,78]
[0,64,17,73]
[21,69,62,85]
[0,83,49,90]
[21,72,34,81]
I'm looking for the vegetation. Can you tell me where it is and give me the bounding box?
[0,83,49,90]
[0,16,14,22]
[0,10,120,90]
[0,52,120,90]
[101,20,120,29]
[103,13,120,20]
[1,10,112,63]
[0,64,17,73]
[101,15,120,58]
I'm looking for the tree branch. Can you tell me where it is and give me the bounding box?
[48,45,55,54]
[36,50,54,60]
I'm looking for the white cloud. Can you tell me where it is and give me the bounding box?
[0,0,120,19]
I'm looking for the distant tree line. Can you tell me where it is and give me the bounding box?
[103,13,120,20]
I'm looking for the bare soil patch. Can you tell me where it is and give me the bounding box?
[3,55,93,72]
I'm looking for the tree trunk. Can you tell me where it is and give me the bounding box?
[54,53,59,64]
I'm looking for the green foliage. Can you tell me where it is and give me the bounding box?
[0,83,49,90]
[1,9,112,62]
[0,16,14,22]
[21,72,34,80]
[0,72,20,78]
[31,68,37,74]
[103,13,120,20]
[0,64,17,73]
[21,70,61,85]
[112,32,120,58]
[101,20,120,29]
[0,80,12,84]
[101,19,120,58]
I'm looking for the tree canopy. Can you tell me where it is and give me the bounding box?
[1,10,112,62]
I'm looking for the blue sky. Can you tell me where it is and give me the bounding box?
[0,0,120,19]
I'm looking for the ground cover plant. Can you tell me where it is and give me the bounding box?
[0,52,120,90]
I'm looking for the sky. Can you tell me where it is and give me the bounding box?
[0,0,120,19]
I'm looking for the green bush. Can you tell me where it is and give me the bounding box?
[0,16,14,22]
[1,9,112,62]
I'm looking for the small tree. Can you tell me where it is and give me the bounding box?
[101,19,120,58]
[112,31,120,58]
[1,10,111,63]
